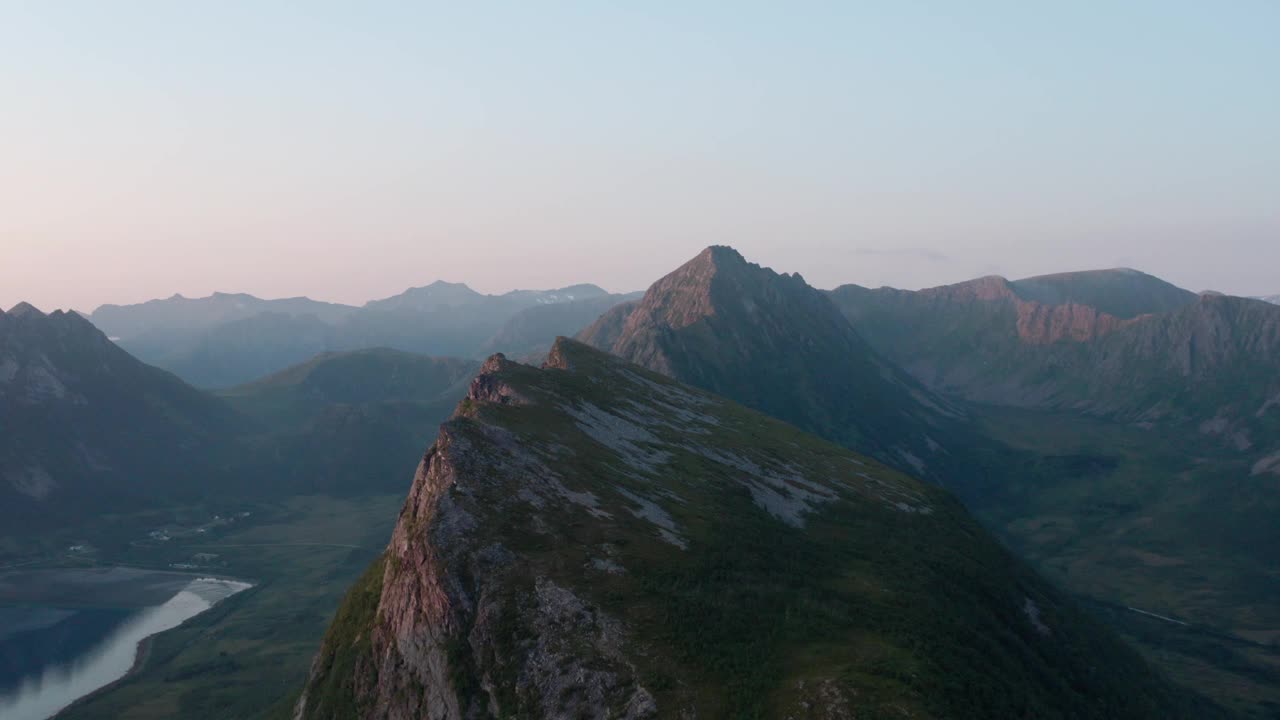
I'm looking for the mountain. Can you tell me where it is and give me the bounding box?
[217,349,479,496]
[359,281,488,313]
[221,348,477,426]
[90,292,353,388]
[293,339,1217,719]
[128,311,335,390]
[829,272,1280,713]
[1,300,485,540]
[479,291,643,360]
[88,292,356,339]
[0,303,237,533]
[498,283,611,306]
[829,274,1280,442]
[362,281,609,314]
[579,246,967,483]
[92,283,618,388]
[340,283,612,363]
[1255,294,1280,305]
[1008,268,1197,319]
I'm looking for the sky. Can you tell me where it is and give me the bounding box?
[2,2,1277,312]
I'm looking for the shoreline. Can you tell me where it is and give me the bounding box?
[0,564,256,611]
[54,631,157,718]
[1,573,255,720]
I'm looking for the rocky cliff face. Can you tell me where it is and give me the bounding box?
[1014,300,1135,343]
[578,247,971,484]
[871,274,1143,346]
[294,339,1216,720]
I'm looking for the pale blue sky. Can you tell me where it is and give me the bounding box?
[2,2,1276,310]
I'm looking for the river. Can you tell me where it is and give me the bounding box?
[0,567,250,720]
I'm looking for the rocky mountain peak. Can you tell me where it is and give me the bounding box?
[8,301,46,318]
[616,246,822,337]
[542,336,574,371]
[579,247,968,480]
[688,244,745,269]
[465,352,532,408]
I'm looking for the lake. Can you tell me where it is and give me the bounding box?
[0,567,250,720]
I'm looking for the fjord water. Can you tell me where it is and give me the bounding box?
[0,573,250,720]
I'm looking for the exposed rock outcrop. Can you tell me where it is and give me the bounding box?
[294,339,1213,720]
[577,246,969,482]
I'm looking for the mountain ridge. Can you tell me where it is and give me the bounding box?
[0,303,239,532]
[293,338,1218,719]
[829,276,1280,439]
[580,246,966,483]
[90,282,632,388]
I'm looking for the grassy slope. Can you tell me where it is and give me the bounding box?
[302,342,1221,719]
[55,494,404,720]
[970,405,1280,717]
[830,284,1280,715]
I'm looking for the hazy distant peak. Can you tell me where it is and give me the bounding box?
[362,280,485,312]
[1009,268,1196,319]
[541,282,610,299]
[1015,267,1160,284]
[8,301,45,317]
[88,291,358,344]
[499,283,610,303]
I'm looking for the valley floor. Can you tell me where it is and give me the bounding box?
[3,494,404,720]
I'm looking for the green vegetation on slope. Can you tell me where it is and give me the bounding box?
[969,405,1280,717]
[57,494,403,720]
[299,340,1222,719]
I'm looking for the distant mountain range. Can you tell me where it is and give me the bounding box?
[829,269,1280,446]
[0,305,477,541]
[10,252,1278,715]
[828,267,1280,712]
[216,348,478,497]
[86,282,635,388]
[1255,294,1280,305]
[295,338,1215,719]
